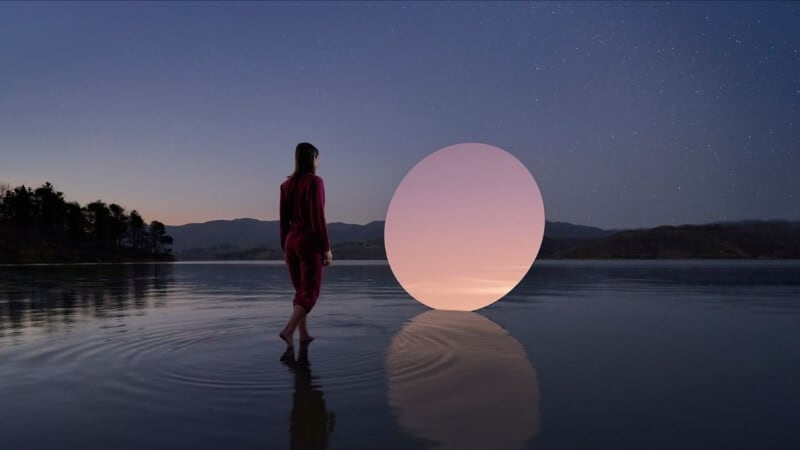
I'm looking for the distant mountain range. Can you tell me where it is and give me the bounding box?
[548,221,800,259]
[166,219,385,259]
[165,219,800,260]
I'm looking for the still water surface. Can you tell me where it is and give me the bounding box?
[1,260,798,450]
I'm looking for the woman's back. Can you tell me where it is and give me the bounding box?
[280,172,330,253]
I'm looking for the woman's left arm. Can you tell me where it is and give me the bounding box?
[311,176,331,254]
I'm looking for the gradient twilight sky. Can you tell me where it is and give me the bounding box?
[1,1,798,229]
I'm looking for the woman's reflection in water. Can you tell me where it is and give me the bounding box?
[281,342,336,450]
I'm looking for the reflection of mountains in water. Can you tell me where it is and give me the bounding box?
[386,310,539,450]
[0,264,173,338]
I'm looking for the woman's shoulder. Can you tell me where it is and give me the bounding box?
[281,173,322,188]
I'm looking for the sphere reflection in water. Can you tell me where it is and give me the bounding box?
[386,310,540,450]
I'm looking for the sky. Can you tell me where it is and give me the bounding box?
[1,1,798,229]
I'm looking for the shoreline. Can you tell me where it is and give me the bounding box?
[4,258,800,267]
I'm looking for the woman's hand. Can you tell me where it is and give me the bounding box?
[323,249,333,266]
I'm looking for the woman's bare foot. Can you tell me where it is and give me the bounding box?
[279,331,293,348]
[299,335,314,344]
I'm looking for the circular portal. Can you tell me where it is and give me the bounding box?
[385,143,545,311]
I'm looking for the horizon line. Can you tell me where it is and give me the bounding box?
[165,217,800,230]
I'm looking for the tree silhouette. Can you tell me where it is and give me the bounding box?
[0,182,175,263]
[65,201,86,239]
[86,201,113,242]
[148,221,173,255]
[129,210,146,250]
[108,203,129,248]
[0,183,9,223]
[8,186,35,228]
[34,182,67,230]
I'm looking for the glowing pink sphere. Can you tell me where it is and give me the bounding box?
[385,143,545,311]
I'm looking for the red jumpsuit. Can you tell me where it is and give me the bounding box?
[280,173,331,313]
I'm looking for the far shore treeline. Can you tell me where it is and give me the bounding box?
[0,182,173,264]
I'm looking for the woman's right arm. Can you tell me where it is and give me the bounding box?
[311,176,331,256]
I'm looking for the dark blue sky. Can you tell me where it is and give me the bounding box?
[1,1,798,228]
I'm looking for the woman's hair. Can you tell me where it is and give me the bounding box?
[291,142,319,177]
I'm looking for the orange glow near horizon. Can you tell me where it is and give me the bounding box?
[385,143,545,311]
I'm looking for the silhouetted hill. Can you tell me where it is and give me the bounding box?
[538,236,590,257]
[206,238,387,261]
[165,219,386,258]
[544,221,617,240]
[552,221,800,259]
[166,218,277,252]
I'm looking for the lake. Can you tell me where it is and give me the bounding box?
[1,260,799,450]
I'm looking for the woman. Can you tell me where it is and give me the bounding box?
[279,142,333,350]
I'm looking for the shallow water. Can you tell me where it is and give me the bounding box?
[1,260,799,450]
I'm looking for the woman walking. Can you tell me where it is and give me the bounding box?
[279,142,333,351]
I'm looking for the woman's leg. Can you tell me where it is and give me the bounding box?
[298,315,313,342]
[297,246,322,342]
[280,304,308,347]
[294,254,320,343]
[282,232,305,347]
[282,233,322,346]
